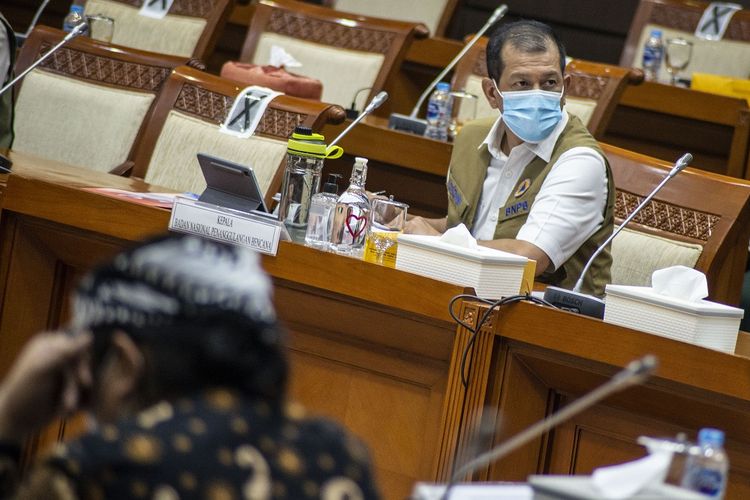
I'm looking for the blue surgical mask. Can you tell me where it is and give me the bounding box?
[494,82,563,143]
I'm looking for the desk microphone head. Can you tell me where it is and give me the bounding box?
[364,91,388,114]
[488,4,509,23]
[670,153,692,176]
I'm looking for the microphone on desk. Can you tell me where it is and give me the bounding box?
[436,355,659,500]
[543,152,694,319]
[388,4,508,136]
[0,20,89,173]
[328,91,389,149]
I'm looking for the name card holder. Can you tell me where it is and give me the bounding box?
[169,197,289,256]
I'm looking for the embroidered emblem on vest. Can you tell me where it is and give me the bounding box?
[504,200,529,219]
[514,178,531,198]
[447,178,462,205]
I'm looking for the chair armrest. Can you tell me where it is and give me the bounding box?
[325,105,347,125]
[414,24,430,39]
[110,160,135,176]
[627,68,645,85]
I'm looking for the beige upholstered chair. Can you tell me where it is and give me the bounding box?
[11,26,187,174]
[621,0,750,81]
[83,0,232,58]
[604,143,750,305]
[323,0,459,37]
[239,0,427,111]
[130,66,346,205]
[451,37,644,139]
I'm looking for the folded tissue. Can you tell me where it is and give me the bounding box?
[396,224,532,298]
[592,452,673,499]
[604,266,743,353]
[269,45,302,68]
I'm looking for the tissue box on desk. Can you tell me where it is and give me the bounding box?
[395,234,534,298]
[604,285,743,353]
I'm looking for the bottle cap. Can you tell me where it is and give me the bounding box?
[287,126,343,160]
[437,82,450,92]
[698,428,725,447]
[323,174,341,194]
[71,5,85,13]
[650,29,663,38]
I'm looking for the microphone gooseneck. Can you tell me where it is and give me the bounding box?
[441,355,658,500]
[328,91,389,149]
[408,4,508,118]
[572,152,693,293]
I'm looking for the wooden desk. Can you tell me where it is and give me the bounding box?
[0,152,464,499]
[604,81,750,179]
[441,300,750,499]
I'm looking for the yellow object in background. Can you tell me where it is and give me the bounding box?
[691,73,750,105]
[363,235,399,268]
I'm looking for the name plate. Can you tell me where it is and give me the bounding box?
[169,197,287,256]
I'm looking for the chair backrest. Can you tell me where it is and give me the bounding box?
[83,0,232,59]
[130,65,346,206]
[604,143,750,305]
[325,0,458,37]
[239,0,426,111]
[621,0,750,80]
[12,26,187,174]
[450,36,644,139]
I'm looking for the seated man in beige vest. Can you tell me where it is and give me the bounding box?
[406,20,614,296]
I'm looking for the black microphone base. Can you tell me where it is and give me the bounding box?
[543,285,605,319]
[0,153,11,174]
[388,113,427,136]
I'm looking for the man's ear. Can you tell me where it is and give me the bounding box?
[482,77,501,110]
[107,331,145,402]
[561,73,571,108]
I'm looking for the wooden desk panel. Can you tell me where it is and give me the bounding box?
[0,152,463,500]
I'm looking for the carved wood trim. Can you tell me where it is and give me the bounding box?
[265,8,397,54]
[173,83,306,139]
[106,0,219,18]
[36,43,172,92]
[614,189,719,242]
[651,3,750,42]
[472,48,488,78]
[568,72,607,100]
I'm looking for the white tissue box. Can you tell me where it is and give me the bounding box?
[603,285,743,353]
[395,234,530,299]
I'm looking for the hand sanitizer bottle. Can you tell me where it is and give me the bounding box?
[330,157,370,257]
[304,173,341,251]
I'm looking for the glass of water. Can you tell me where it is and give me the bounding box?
[87,14,115,43]
[665,38,693,86]
[366,197,408,266]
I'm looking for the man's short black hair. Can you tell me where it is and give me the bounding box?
[486,20,567,82]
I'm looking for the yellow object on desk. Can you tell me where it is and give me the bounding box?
[691,73,750,105]
[363,233,399,268]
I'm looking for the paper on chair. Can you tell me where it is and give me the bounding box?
[591,452,672,499]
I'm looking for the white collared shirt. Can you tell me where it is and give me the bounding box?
[0,22,9,85]
[471,112,608,270]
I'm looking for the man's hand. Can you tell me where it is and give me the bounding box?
[0,332,93,442]
[404,216,446,235]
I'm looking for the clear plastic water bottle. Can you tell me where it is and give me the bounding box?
[424,82,453,142]
[681,428,729,498]
[63,1,86,33]
[330,157,370,257]
[304,173,341,251]
[642,29,664,82]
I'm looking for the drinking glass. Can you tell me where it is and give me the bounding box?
[449,90,479,139]
[366,197,408,266]
[87,15,115,43]
[665,38,693,86]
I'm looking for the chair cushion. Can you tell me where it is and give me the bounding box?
[333,0,449,35]
[251,32,384,109]
[564,97,597,127]
[85,0,206,57]
[13,69,154,173]
[144,110,287,195]
[634,22,750,80]
[611,226,704,286]
[220,62,323,100]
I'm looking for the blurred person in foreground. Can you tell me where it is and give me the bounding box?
[0,234,379,499]
[0,12,14,149]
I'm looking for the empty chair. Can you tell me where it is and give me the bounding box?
[323,0,459,37]
[129,65,346,205]
[83,0,232,58]
[451,36,643,139]
[11,26,188,174]
[239,0,427,111]
[605,143,750,305]
[620,0,750,81]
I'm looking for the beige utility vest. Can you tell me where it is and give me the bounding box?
[445,114,614,297]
